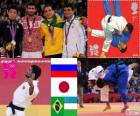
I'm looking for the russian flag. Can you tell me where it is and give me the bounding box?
[51,58,77,77]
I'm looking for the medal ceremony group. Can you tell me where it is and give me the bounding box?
[0,2,87,58]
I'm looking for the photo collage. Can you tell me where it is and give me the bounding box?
[0,0,140,116]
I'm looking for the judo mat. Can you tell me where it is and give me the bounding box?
[1,103,140,116]
[78,102,140,116]
[0,105,50,116]
[88,0,140,58]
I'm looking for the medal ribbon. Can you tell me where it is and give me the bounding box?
[45,15,56,44]
[8,20,17,40]
[64,16,75,45]
[49,26,54,44]
[27,17,36,36]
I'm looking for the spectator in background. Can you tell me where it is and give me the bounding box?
[20,2,43,58]
[41,4,64,58]
[0,13,5,23]
[0,5,23,58]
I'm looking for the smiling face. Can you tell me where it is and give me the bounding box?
[64,7,74,20]
[43,6,54,19]
[8,9,17,20]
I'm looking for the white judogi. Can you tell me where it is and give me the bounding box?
[106,15,127,33]
[62,16,86,58]
[88,65,109,101]
[128,69,133,82]
[6,80,39,116]
[88,65,104,80]
[102,15,127,33]
[91,15,127,53]
[22,51,42,58]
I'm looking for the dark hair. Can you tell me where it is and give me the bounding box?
[63,3,75,11]
[120,46,127,53]
[31,65,41,80]
[43,4,54,10]
[42,3,54,16]
[8,5,18,12]
[126,23,133,33]
[27,2,37,8]
[96,78,105,88]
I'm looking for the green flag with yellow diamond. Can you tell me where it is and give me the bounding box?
[51,97,77,116]
[51,97,64,116]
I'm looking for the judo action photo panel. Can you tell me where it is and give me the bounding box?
[88,0,139,58]
[0,59,51,116]
[77,58,140,116]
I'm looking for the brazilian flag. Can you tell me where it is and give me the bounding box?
[51,97,77,116]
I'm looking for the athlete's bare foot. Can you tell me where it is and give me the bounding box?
[121,105,129,113]
[79,104,84,108]
[103,105,111,111]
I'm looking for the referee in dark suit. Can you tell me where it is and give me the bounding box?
[77,60,86,108]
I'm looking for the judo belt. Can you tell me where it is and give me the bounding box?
[107,16,112,23]
[7,102,25,115]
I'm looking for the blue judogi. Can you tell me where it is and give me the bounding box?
[103,1,131,47]
[112,32,131,47]
[103,61,129,103]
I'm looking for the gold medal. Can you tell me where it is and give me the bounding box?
[28,36,32,43]
[6,42,12,51]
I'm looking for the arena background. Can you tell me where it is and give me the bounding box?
[0,0,87,19]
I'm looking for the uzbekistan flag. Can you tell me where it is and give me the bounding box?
[51,58,77,116]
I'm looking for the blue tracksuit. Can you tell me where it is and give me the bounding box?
[103,61,129,103]
[103,0,131,47]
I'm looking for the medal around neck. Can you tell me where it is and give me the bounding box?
[6,42,14,51]
[28,36,32,43]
